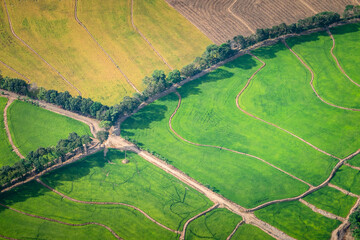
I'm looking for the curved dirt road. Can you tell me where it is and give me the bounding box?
[227,0,255,34]
[3,97,24,159]
[0,202,122,240]
[283,39,360,112]
[0,60,30,83]
[74,0,140,93]
[35,178,179,234]
[327,29,360,87]
[130,0,173,70]
[2,0,81,96]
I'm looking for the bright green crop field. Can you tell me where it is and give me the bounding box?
[7,100,91,155]
[232,224,275,240]
[255,201,341,240]
[331,165,360,195]
[0,97,18,167]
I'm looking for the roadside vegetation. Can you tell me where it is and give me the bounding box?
[349,207,360,239]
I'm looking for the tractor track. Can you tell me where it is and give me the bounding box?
[226,220,245,240]
[227,0,255,34]
[0,60,30,83]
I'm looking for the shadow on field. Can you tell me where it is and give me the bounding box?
[330,22,360,35]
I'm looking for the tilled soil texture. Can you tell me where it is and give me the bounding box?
[166,0,356,44]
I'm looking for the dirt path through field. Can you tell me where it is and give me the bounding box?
[297,0,317,14]
[74,0,140,93]
[0,60,30,83]
[328,183,360,198]
[0,234,19,240]
[3,97,24,159]
[283,39,360,111]
[180,204,219,240]
[130,0,173,70]
[236,53,341,160]
[327,28,360,87]
[227,0,255,34]
[226,220,245,240]
[2,0,82,96]
[35,178,180,234]
[0,202,122,240]
[344,163,360,171]
[299,198,345,221]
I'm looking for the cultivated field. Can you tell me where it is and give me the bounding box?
[166,0,356,44]
[121,23,360,239]
[7,100,91,155]
[0,97,18,167]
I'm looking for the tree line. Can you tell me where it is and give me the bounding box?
[0,133,91,188]
[1,6,359,128]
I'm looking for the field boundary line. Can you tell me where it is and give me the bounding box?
[297,0,317,14]
[0,234,20,240]
[0,60,30,83]
[237,53,341,160]
[3,97,24,159]
[0,203,123,240]
[327,28,360,87]
[227,0,255,34]
[328,183,360,198]
[344,163,360,171]
[226,220,245,240]
[2,0,82,96]
[74,0,140,93]
[179,204,219,240]
[130,0,173,70]
[35,178,180,234]
[170,90,314,187]
[299,198,345,221]
[283,39,360,112]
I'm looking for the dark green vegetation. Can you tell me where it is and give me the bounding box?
[331,165,360,195]
[255,201,341,240]
[0,97,18,167]
[185,208,241,240]
[7,100,91,155]
[303,186,357,218]
[41,149,212,231]
[349,207,360,239]
[232,224,275,240]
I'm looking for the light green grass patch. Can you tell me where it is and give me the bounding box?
[232,224,274,240]
[7,100,91,155]
[0,97,18,167]
[0,181,177,240]
[185,208,242,240]
[286,31,360,109]
[255,201,341,240]
[303,186,357,218]
[348,154,360,167]
[331,23,360,85]
[41,149,212,231]
[331,165,360,195]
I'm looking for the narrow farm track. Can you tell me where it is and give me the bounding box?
[0,234,20,240]
[170,91,314,187]
[3,98,24,159]
[328,183,360,198]
[237,53,341,160]
[248,149,360,212]
[226,220,245,240]
[74,0,140,93]
[227,0,255,34]
[35,178,180,234]
[283,39,360,111]
[298,0,317,14]
[0,60,30,83]
[130,0,173,70]
[0,203,122,240]
[327,28,360,87]
[2,0,82,96]
[179,204,219,240]
[299,199,345,221]
[344,163,360,171]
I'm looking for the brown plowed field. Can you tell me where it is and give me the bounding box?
[166,0,355,44]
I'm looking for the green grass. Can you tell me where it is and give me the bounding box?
[348,154,360,167]
[41,149,212,231]
[303,186,357,218]
[0,181,177,240]
[239,42,360,159]
[286,30,360,109]
[0,205,113,240]
[7,100,91,155]
[232,224,275,240]
[0,97,18,166]
[133,0,212,69]
[185,208,242,240]
[331,23,360,85]
[331,165,360,195]
[255,201,341,240]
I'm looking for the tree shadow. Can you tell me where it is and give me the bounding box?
[330,22,360,35]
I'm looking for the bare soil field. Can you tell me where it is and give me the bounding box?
[166,0,356,44]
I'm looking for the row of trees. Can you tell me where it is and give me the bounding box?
[350,207,360,239]
[344,5,360,19]
[0,133,91,187]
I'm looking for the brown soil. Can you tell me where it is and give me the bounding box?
[2,0,81,96]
